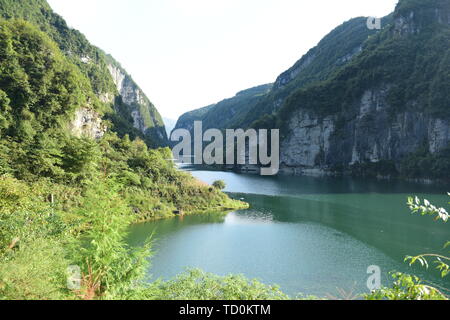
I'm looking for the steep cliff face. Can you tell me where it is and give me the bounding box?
[280,87,450,175]
[107,60,168,146]
[279,0,450,179]
[69,108,107,140]
[0,0,168,147]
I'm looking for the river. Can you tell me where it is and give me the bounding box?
[127,168,450,298]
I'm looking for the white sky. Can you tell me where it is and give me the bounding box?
[47,0,399,120]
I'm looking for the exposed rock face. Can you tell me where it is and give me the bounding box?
[280,1,450,176]
[274,53,316,90]
[108,64,145,107]
[394,11,420,35]
[281,112,335,168]
[70,108,106,139]
[107,63,168,144]
[280,87,450,174]
[394,0,450,36]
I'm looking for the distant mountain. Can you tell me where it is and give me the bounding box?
[173,84,272,134]
[173,0,450,180]
[174,16,390,133]
[0,0,168,147]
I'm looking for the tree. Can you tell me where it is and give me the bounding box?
[72,179,152,299]
[405,195,449,278]
[212,180,226,190]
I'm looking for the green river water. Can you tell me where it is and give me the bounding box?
[128,169,450,297]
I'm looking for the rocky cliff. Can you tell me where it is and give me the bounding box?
[173,0,450,180]
[280,87,450,176]
[0,0,168,147]
[107,59,167,147]
[278,0,450,179]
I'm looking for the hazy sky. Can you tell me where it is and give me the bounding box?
[47,0,399,120]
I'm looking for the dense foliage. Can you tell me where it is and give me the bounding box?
[175,16,387,132]
[0,0,168,147]
[0,18,248,300]
[0,177,254,300]
[135,269,289,300]
[1,0,449,301]
[0,0,115,95]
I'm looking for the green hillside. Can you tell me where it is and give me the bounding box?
[0,3,249,300]
[173,84,272,135]
[175,16,390,132]
[0,0,168,147]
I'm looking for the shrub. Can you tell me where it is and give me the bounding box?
[212,180,226,190]
[128,269,289,300]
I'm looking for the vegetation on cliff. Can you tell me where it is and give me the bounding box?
[0,18,248,300]
[173,0,450,180]
[0,0,448,301]
[173,84,272,138]
[0,0,168,147]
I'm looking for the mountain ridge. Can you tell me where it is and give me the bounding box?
[173,0,450,180]
[0,0,168,147]
[173,83,272,135]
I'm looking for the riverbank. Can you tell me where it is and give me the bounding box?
[0,175,256,300]
[136,169,450,298]
[185,163,450,186]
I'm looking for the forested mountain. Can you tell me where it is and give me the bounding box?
[174,0,450,180]
[0,0,247,300]
[277,0,450,179]
[175,15,390,132]
[0,2,241,218]
[173,84,272,135]
[0,0,168,147]
[1,0,448,301]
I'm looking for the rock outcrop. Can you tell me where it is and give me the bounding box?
[107,62,168,146]
[69,108,106,140]
[0,0,168,147]
[279,0,450,177]
[280,87,450,175]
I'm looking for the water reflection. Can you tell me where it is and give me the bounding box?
[127,170,450,297]
[230,193,449,263]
